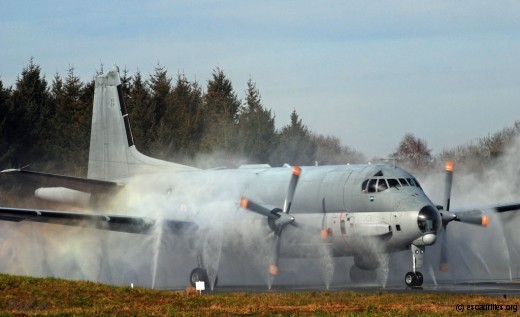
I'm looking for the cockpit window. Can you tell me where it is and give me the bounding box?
[361,179,369,191]
[387,178,400,188]
[367,179,377,193]
[377,179,388,192]
[362,177,422,193]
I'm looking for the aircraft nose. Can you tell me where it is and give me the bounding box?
[417,205,441,233]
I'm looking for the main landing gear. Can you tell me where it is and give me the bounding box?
[405,244,424,287]
[190,267,210,288]
[189,253,218,289]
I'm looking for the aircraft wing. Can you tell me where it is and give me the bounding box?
[0,206,197,235]
[0,169,122,194]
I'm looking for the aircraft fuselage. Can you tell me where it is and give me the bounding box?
[114,162,441,265]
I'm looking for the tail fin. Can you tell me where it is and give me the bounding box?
[87,66,196,180]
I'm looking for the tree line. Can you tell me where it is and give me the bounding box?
[1,60,518,178]
[0,60,365,175]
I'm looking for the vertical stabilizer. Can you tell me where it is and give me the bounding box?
[87,66,197,181]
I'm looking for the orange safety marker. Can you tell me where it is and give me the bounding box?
[269,265,279,276]
[239,198,249,209]
[292,166,302,176]
[481,215,489,227]
[445,161,454,172]
[320,229,329,239]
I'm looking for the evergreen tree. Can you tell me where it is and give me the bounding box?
[148,64,172,154]
[200,68,241,154]
[156,73,204,160]
[126,71,152,152]
[238,79,277,163]
[47,66,91,175]
[0,79,13,166]
[5,59,51,169]
[273,109,316,166]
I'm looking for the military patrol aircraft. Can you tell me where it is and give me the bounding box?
[1,67,519,288]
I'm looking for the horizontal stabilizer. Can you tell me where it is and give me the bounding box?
[0,169,121,195]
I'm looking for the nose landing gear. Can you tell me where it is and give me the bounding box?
[404,271,423,287]
[405,244,424,287]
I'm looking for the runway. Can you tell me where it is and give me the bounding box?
[194,280,520,297]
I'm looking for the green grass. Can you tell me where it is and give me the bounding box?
[0,274,518,316]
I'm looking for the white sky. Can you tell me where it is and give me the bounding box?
[1,1,519,158]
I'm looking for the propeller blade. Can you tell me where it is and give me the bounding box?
[441,212,456,226]
[494,203,520,213]
[456,214,489,227]
[269,233,282,276]
[443,162,454,211]
[239,198,279,219]
[439,226,449,272]
[282,166,301,214]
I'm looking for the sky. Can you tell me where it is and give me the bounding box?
[1,1,520,159]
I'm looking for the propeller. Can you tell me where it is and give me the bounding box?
[240,166,302,278]
[438,162,489,272]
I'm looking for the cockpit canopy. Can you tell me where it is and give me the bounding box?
[361,177,422,193]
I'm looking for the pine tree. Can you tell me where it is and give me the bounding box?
[5,59,51,169]
[273,109,316,166]
[0,79,13,167]
[200,68,241,155]
[148,64,172,155]
[238,79,277,163]
[127,71,152,153]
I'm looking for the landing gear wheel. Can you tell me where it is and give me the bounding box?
[190,268,209,288]
[404,271,423,287]
[416,272,423,286]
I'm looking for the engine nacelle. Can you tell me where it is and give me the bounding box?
[35,187,91,207]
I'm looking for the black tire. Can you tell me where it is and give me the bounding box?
[190,268,209,288]
[415,271,423,286]
[405,271,417,287]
